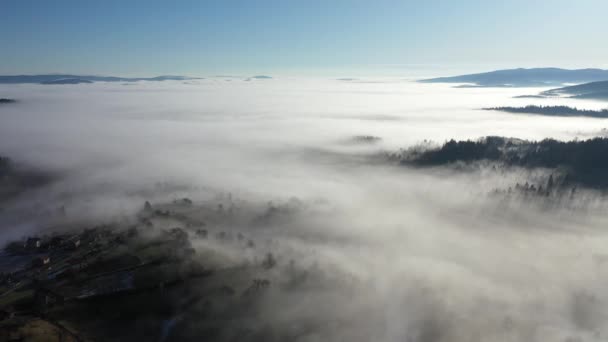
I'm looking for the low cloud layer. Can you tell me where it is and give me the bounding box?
[2,79,608,341]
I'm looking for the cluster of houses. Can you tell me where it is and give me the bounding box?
[1,226,121,294]
[1,198,283,331]
[14,234,85,269]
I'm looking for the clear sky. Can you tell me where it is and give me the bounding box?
[2,0,607,76]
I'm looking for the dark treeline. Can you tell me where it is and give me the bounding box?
[351,135,382,143]
[484,105,608,118]
[491,175,577,202]
[398,136,608,189]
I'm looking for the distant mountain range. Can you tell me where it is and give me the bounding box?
[0,74,202,84]
[419,68,608,87]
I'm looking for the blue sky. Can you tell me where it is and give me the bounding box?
[2,0,607,76]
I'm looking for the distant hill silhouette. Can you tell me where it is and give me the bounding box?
[484,105,608,118]
[244,75,273,81]
[0,74,201,84]
[512,95,546,99]
[0,98,17,104]
[419,68,608,87]
[542,80,608,100]
[40,78,93,85]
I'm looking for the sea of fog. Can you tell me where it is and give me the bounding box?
[2,78,608,341]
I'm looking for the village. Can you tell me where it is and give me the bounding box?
[0,197,286,341]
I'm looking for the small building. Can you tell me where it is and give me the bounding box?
[32,255,51,267]
[25,237,41,249]
[66,239,80,250]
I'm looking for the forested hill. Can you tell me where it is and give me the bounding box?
[398,136,608,189]
[543,80,608,100]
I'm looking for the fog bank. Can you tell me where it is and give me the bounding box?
[2,78,608,341]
